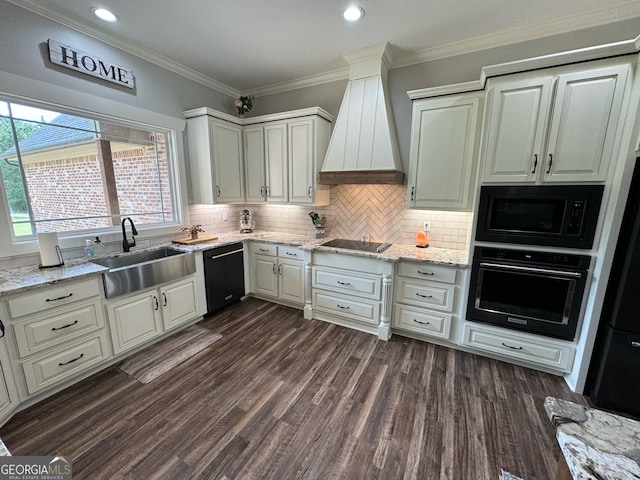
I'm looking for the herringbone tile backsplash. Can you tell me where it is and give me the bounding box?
[189,184,472,250]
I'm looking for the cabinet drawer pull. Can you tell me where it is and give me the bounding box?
[163,292,167,307]
[413,319,430,326]
[501,342,523,351]
[546,153,553,174]
[416,293,433,298]
[51,320,79,331]
[216,186,221,197]
[285,252,298,256]
[337,281,351,286]
[260,186,265,198]
[336,304,350,310]
[58,353,84,366]
[308,186,312,198]
[0,319,4,338]
[531,154,538,174]
[259,248,270,252]
[153,296,159,311]
[273,264,277,275]
[46,293,74,302]
[417,270,434,276]
[410,186,415,202]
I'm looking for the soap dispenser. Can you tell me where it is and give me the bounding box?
[84,239,95,257]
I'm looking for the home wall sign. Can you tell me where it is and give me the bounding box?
[48,39,135,89]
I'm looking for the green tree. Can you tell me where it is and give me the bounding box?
[0,116,40,213]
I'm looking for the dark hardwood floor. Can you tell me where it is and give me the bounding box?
[0,298,588,479]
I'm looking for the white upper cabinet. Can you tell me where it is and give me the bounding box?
[264,122,289,203]
[185,109,245,204]
[288,118,330,205]
[482,64,629,183]
[407,93,483,210]
[243,109,331,206]
[243,125,267,202]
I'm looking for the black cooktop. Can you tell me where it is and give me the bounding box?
[321,238,392,253]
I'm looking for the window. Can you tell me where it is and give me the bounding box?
[0,100,178,238]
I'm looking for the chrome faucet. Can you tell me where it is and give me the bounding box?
[121,217,138,252]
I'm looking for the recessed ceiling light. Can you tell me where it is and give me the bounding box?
[343,6,365,22]
[92,7,117,23]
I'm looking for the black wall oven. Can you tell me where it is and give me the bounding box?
[475,185,604,249]
[467,247,591,340]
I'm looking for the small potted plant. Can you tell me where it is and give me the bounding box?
[181,224,205,240]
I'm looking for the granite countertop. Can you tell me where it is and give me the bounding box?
[544,396,640,479]
[0,231,468,298]
[174,231,470,267]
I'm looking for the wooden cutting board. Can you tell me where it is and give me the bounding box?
[172,235,219,245]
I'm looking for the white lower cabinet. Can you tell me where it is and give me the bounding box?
[106,276,199,355]
[4,277,111,397]
[0,302,19,424]
[460,323,576,372]
[311,252,390,337]
[393,261,459,342]
[251,243,305,306]
[21,332,110,395]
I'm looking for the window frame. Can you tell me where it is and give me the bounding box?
[0,79,189,259]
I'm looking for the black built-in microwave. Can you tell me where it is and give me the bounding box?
[475,185,604,249]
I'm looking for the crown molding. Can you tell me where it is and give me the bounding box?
[7,0,240,98]
[245,68,349,97]
[393,2,640,69]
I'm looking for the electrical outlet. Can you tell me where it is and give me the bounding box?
[423,221,431,232]
[222,212,228,221]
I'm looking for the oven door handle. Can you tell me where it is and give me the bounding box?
[479,262,583,278]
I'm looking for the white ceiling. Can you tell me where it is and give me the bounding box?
[9,0,640,96]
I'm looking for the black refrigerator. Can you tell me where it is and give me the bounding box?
[586,156,640,417]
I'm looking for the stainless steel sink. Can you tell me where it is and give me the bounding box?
[92,247,196,298]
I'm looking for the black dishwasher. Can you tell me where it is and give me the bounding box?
[203,242,245,314]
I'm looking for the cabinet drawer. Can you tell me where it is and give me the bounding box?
[21,332,110,394]
[397,262,457,284]
[8,278,101,319]
[253,243,277,256]
[313,267,381,300]
[13,299,104,358]
[313,291,379,326]
[396,278,455,311]
[394,305,453,341]
[461,323,575,372]
[279,246,302,259]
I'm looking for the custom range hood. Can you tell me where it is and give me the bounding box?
[319,44,405,185]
